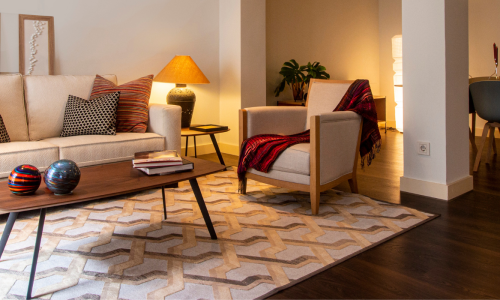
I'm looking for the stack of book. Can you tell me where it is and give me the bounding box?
[133,150,193,175]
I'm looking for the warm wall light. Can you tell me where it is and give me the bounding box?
[154,55,210,128]
[392,35,403,132]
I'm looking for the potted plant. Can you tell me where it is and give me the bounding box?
[274,59,330,101]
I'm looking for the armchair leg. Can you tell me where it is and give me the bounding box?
[240,178,247,194]
[348,177,359,194]
[311,187,320,215]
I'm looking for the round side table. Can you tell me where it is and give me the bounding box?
[181,127,230,166]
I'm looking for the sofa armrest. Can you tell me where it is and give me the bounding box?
[240,107,307,145]
[147,103,182,154]
[311,111,362,185]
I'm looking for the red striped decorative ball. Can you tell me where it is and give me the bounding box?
[8,165,42,195]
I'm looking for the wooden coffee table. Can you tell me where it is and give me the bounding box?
[0,157,225,299]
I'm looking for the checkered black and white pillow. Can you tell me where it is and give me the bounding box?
[60,92,120,137]
[0,114,10,143]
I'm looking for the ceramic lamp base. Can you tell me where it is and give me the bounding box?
[167,84,196,128]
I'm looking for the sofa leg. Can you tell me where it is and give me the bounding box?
[240,178,247,194]
[311,188,320,215]
[348,177,358,194]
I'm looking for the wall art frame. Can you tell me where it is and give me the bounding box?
[19,14,54,75]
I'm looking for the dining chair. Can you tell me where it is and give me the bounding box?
[470,81,500,171]
[469,77,500,153]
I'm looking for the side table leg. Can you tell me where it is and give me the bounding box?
[209,134,226,167]
[185,136,189,156]
[194,136,197,158]
[0,212,19,259]
[27,208,46,300]
[162,186,167,220]
[189,179,217,240]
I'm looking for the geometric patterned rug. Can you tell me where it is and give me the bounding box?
[0,168,436,300]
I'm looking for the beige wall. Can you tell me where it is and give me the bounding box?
[469,0,500,134]
[219,0,266,155]
[0,0,220,150]
[266,0,381,106]
[378,0,402,127]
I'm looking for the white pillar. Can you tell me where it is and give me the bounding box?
[400,0,472,200]
[219,0,266,155]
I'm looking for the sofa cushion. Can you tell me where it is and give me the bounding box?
[60,92,120,137]
[42,132,165,167]
[90,75,153,133]
[0,141,59,178]
[24,74,117,141]
[0,114,10,143]
[0,74,29,141]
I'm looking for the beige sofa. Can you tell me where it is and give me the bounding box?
[0,74,181,179]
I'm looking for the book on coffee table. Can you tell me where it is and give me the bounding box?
[133,150,182,164]
[136,158,194,175]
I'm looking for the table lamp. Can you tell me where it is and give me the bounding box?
[154,55,210,128]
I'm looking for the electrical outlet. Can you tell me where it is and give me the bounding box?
[417,142,430,156]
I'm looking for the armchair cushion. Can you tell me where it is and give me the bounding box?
[271,143,310,175]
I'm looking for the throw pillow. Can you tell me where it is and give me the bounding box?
[60,92,120,137]
[90,74,153,133]
[0,114,10,143]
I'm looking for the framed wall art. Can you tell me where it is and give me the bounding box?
[19,14,54,75]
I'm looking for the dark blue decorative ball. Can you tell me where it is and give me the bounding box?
[8,165,42,195]
[43,160,81,195]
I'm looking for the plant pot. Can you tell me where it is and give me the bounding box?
[291,82,305,101]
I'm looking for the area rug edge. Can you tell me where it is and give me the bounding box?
[257,213,440,300]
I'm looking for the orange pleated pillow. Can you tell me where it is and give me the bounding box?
[90,75,153,133]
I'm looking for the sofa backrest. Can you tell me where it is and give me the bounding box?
[305,79,353,130]
[24,74,117,141]
[0,74,30,141]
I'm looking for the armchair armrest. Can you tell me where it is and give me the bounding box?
[239,107,307,145]
[147,103,182,154]
[311,111,362,185]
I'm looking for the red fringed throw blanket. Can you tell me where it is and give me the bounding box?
[237,79,381,182]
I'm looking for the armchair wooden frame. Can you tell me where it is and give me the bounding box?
[238,79,363,215]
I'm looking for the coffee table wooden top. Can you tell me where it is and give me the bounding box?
[181,127,230,136]
[0,157,225,213]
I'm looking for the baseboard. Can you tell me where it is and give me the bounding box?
[181,143,216,156]
[181,142,240,156]
[219,143,239,156]
[400,175,473,200]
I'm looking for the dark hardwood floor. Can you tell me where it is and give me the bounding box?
[199,131,500,299]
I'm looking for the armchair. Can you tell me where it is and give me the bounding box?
[239,79,363,215]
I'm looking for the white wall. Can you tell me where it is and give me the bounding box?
[401,0,472,200]
[266,0,380,106]
[0,0,220,150]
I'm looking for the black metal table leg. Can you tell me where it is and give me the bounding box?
[185,136,189,156]
[209,134,225,166]
[27,208,46,300]
[161,186,167,220]
[0,212,19,259]
[189,179,217,240]
[194,136,197,158]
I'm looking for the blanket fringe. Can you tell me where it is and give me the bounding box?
[361,139,382,168]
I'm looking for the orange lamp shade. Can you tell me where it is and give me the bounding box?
[153,55,210,84]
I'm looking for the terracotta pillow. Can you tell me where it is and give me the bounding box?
[90,75,153,133]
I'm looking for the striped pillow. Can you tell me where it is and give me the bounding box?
[90,75,153,133]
